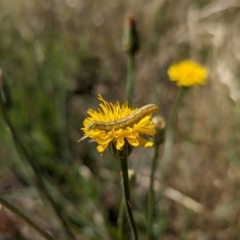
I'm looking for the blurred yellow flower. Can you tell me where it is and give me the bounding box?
[79,95,158,153]
[167,60,208,87]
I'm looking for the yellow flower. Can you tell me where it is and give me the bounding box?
[79,95,158,154]
[167,60,208,87]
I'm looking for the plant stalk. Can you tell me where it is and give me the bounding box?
[120,157,138,240]
[125,54,135,104]
[159,87,188,182]
[117,198,125,240]
[146,144,160,239]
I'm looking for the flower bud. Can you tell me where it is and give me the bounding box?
[122,14,139,55]
[152,115,166,146]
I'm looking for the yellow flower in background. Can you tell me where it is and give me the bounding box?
[167,60,208,87]
[79,95,158,154]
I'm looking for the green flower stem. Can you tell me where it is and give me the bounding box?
[125,53,135,104]
[117,198,125,240]
[159,87,188,182]
[0,196,54,240]
[146,144,160,240]
[120,157,138,240]
[0,90,76,240]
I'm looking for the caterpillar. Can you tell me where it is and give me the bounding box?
[87,104,158,131]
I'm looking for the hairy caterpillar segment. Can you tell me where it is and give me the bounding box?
[87,104,158,131]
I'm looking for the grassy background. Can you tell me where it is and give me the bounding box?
[1,0,240,239]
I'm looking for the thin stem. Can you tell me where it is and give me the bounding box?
[159,87,188,182]
[0,196,54,240]
[146,145,160,240]
[120,157,138,240]
[125,53,135,104]
[0,90,76,240]
[117,198,125,240]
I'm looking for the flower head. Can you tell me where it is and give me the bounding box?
[79,95,158,154]
[167,60,208,87]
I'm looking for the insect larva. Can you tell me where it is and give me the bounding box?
[87,104,158,131]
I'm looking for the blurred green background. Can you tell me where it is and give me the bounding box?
[1,0,240,239]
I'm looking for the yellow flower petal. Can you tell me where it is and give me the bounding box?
[127,137,139,147]
[138,136,153,147]
[116,137,125,150]
[97,143,109,153]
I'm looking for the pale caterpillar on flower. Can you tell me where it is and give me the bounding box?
[87,104,158,131]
